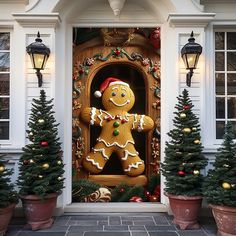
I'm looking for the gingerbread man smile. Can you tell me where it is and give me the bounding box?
[109,97,131,107]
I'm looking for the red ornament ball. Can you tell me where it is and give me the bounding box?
[144,190,151,197]
[149,195,159,202]
[119,188,125,193]
[129,196,143,202]
[23,160,29,165]
[41,141,49,147]
[115,50,121,56]
[178,170,185,176]
[184,105,190,110]
[79,69,84,75]
[154,185,161,195]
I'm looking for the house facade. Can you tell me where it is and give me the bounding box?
[0,0,236,213]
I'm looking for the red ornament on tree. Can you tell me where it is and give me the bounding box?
[144,190,151,197]
[149,195,159,202]
[154,185,161,195]
[115,49,121,56]
[41,141,49,147]
[79,69,84,75]
[119,188,125,193]
[129,196,143,202]
[184,105,190,110]
[23,160,29,165]
[178,170,185,176]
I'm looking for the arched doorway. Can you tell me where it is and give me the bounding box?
[72,28,161,202]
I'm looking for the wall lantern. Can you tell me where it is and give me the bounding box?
[26,32,50,87]
[181,31,202,87]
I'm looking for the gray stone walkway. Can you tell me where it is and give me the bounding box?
[6,213,217,236]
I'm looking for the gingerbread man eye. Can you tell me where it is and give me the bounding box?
[121,93,126,97]
[112,92,116,96]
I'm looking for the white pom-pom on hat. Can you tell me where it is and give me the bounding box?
[94,77,129,98]
[94,90,102,98]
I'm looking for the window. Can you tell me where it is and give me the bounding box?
[0,32,10,140]
[215,31,236,139]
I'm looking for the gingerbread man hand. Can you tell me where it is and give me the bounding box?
[80,77,154,177]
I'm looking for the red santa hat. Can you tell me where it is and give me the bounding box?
[94,77,129,98]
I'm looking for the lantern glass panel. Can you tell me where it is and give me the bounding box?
[32,53,46,70]
[186,53,198,69]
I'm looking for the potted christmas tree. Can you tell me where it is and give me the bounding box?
[0,154,18,236]
[203,122,236,236]
[161,89,207,229]
[17,90,65,230]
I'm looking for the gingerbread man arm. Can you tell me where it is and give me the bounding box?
[80,107,103,126]
[132,114,154,132]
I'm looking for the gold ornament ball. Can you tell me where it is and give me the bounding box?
[38,175,43,179]
[57,160,62,165]
[231,184,235,188]
[29,159,34,163]
[194,139,200,144]
[223,164,230,168]
[0,166,5,172]
[38,119,45,124]
[42,163,49,169]
[183,128,191,133]
[29,132,33,136]
[193,170,200,175]
[180,113,186,118]
[58,176,62,181]
[192,127,197,131]
[222,182,231,189]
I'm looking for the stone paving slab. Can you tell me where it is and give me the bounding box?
[5,213,217,236]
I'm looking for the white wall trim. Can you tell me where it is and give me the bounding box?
[12,13,61,28]
[168,13,215,27]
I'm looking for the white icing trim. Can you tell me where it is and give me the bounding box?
[90,107,96,125]
[97,137,135,148]
[138,115,145,132]
[121,150,137,160]
[124,161,144,172]
[132,114,138,130]
[93,148,109,160]
[109,98,130,107]
[109,81,129,87]
[86,156,103,170]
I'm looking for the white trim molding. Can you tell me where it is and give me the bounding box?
[12,13,61,28]
[168,13,215,27]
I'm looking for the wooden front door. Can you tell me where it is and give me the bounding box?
[72,28,160,188]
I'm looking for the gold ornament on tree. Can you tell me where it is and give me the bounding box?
[192,127,197,131]
[38,175,43,179]
[182,128,191,134]
[42,163,49,169]
[193,170,200,175]
[38,119,45,124]
[194,140,200,144]
[180,113,186,118]
[0,165,5,172]
[222,182,231,189]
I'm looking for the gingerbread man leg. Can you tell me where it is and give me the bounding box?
[83,143,113,174]
[116,144,145,177]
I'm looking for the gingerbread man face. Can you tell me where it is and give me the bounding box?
[102,83,135,111]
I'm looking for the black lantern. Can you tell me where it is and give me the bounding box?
[181,31,202,87]
[26,32,50,87]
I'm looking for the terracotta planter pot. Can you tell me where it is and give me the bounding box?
[20,193,58,231]
[0,203,16,236]
[211,204,236,236]
[166,193,202,230]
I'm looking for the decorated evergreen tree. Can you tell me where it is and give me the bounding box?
[203,122,236,207]
[17,90,65,197]
[0,154,18,208]
[162,89,207,196]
